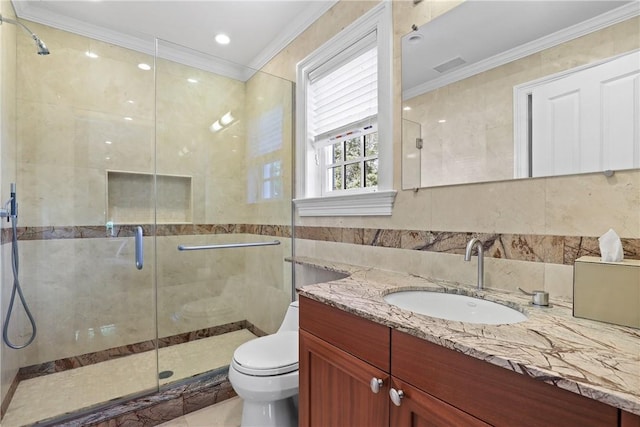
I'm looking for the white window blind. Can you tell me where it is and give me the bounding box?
[308,31,378,141]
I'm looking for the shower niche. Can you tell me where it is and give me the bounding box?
[107,170,192,224]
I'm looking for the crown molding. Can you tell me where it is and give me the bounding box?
[12,0,337,81]
[403,2,640,100]
[248,0,338,72]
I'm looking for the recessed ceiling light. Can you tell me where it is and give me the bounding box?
[187,78,198,83]
[85,51,99,59]
[124,117,133,121]
[403,106,412,111]
[438,119,447,123]
[215,33,230,45]
[127,100,135,104]
[138,63,151,71]
[105,140,112,144]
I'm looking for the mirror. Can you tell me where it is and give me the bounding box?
[401,1,640,189]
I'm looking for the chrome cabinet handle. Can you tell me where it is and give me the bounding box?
[135,226,143,270]
[370,377,383,393]
[389,388,404,406]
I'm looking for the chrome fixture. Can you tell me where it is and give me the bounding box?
[177,240,280,251]
[1,183,37,349]
[464,237,484,290]
[518,287,549,306]
[0,13,50,55]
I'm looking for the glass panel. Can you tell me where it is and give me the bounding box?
[345,137,362,160]
[365,159,379,187]
[155,40,294,393]
[345,162,362,189]
[332,141,343,163]
[5,23,158,425]
[365,132,379,156]
[331,166,343,190]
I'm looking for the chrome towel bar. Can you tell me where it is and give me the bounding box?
[177,240,281,251]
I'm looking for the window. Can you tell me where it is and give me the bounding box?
[294,2,396,216]
[320,123,378,194]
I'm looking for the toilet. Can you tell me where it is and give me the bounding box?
[229,300,299,427]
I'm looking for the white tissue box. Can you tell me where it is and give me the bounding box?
[573,256,640,328]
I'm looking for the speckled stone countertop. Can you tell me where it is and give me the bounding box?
[293,257,640,416]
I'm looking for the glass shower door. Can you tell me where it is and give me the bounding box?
[3,23,159,425]
[154,39,294,390]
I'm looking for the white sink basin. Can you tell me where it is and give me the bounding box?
[383,291,527,325]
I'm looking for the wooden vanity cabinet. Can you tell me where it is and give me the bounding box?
[392,329,618,427]
[300,296,623,427]
[389,377,490,427]
[299,297,390,427]
[622,410,640,427]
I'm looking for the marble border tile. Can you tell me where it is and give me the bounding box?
[0,373,19,419]
[295,226,640,265]
[18,320,263,381]
[35,368,236,427]
[6,222,639,266]
[12,224,292,241]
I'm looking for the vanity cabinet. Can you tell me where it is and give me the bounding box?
[299,296,622,427]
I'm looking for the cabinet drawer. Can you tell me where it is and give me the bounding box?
[392,330,618,427]
[300,296,390,371]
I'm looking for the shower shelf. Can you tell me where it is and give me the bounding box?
[107,170,192,224]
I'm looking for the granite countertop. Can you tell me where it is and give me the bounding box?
[293,257,640,416]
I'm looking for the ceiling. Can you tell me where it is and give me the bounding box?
[12,0,338,80]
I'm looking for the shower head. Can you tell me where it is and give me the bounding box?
[34,35,49,55]
[0,13,50,55]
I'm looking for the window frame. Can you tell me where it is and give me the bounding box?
[294,1,396,217]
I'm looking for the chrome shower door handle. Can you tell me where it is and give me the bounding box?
[135,226,143,270]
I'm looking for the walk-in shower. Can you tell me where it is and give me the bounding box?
[0,17,293,426]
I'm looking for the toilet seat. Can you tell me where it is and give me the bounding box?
[232,331,299,376]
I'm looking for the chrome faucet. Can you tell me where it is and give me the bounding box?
[464,238,484,290]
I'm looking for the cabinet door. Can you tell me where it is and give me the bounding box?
[390,378,490,427]
[300,329,389,427]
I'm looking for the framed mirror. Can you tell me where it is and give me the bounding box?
[401,1,639,189]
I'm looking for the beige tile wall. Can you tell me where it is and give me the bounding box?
[261,1,640,298]
[0,0,20,407]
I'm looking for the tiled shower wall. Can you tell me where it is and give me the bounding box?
[262,1,640,297]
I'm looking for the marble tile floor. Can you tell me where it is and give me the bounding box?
[2,330,256,427]
[157,396,242,427]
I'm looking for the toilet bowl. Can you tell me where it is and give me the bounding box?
[229,301,299,427]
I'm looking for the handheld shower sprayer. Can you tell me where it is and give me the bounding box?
[0,13,50,55]
[1,183,37,349]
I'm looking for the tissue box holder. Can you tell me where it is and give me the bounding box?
[573,256,640,328]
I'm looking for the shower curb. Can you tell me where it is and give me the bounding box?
[35,367,236,427]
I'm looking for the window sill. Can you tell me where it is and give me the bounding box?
[293,190,397,217]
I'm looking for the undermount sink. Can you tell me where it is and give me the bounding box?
[383,291,527,325]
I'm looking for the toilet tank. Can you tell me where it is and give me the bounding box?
[277,300,299,333]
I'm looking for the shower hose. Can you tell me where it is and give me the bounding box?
[2,211,37,349]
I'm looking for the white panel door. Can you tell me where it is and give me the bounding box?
[531,51,640,177]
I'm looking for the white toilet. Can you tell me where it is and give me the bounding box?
[228,301,299,427]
